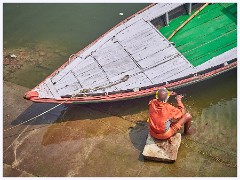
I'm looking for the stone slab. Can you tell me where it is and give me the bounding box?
[142,133,181,162]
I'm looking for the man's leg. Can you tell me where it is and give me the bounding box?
[177,113,196,135]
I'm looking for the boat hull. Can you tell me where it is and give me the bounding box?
[25,60,237,104]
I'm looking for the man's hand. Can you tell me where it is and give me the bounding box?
[176,94,184,101]
[170,91,177,96]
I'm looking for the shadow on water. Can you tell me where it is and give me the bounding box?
[128,121,149,151]
[10,103,66,126]
[6,95,151,145]
[128,121,150,162]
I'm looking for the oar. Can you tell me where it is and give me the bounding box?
[167,3,209,41]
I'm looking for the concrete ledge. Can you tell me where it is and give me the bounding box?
[142,133,181,163]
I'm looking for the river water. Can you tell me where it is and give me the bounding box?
[3,3,237,177]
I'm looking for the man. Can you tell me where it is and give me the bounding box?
[148,88,195,140]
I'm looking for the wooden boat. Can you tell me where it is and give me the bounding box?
[24,3,237,104]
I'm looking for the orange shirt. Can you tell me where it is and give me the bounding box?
[149,99,184,134]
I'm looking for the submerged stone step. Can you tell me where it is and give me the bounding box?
[142,133,181,163]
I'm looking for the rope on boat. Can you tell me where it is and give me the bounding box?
[62,74,130,97]
[167,3,209,40]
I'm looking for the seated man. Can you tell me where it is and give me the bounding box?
[148,88,195,140]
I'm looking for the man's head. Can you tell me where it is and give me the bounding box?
[157,88,170,102]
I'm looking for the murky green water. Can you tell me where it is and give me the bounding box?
[3,3,237,177]
[4,3,149,51]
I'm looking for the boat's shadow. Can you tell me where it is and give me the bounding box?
[10,102,67,126]
[8,96,151,147]
[11,94,152,126]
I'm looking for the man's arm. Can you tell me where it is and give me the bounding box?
[175,95,185,114]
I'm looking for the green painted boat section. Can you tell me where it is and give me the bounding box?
[159,3,237,67]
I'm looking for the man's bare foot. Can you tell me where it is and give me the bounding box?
[184,128,196,135]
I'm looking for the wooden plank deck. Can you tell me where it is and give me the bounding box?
[33,3,237,99]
